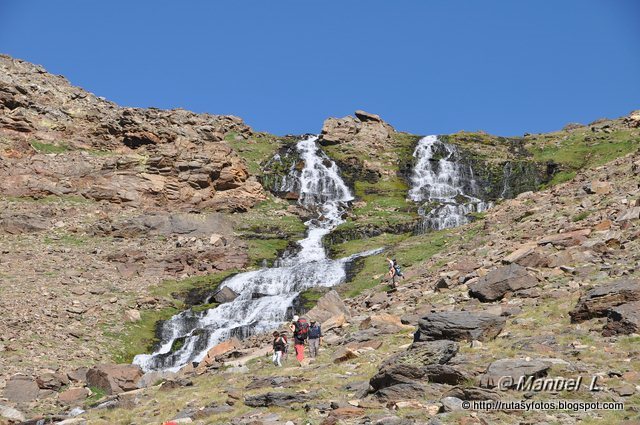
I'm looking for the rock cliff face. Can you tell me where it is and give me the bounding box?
[0,54,264,212]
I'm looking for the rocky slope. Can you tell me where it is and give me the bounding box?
[0,55,639,424]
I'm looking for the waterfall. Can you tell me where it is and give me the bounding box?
[133,136,379,372]
[408,135,490,231]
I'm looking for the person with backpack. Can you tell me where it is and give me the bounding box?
[272,331,286,367]
[391,258,404,287]
[289,315,309,363]
[307,320,322,358]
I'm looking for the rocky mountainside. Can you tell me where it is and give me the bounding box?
[0,54,264,212]
[0,55,639,425]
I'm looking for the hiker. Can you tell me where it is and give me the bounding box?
[272,331,286,366]
[391,258,405,286]
[386,257,395,278]
[289,315,309,363]
[280,331,289,362]
[308,320,322,358]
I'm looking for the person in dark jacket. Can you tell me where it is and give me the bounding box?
[272,331,286,366]
[307,320,322,358]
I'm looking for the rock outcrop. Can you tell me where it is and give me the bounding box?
[0,55,264,212]
[415,311,506,342]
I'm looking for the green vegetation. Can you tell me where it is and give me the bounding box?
[86,386,108,405]
[296,288,327,311]
[2,194,91,205]
[108,270,238,363]
[43,233,88,246]
[30,140,69,154]
[225,132,292,175]
[246,238,289,266]
[337,225,481,298]
[572,211,591,222]
[234,196,306,240]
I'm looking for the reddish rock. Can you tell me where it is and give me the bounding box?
[86,364,143,395]
[58,387,90,405]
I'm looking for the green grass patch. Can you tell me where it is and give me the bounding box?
[234,196,306,239]
[331,232,408,258]
[529,129,639,170]
[151,269,238,301]
[339,226,464,298]
[86,386,108,405]
[572,211,591,222]
[225,132,291,175]
[43,233,88,246]
[30,140,69,154]
[246,238,289,266]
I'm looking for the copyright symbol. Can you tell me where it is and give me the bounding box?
[497,376,514,390]
[462,401,470,410]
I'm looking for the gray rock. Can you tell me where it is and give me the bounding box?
[416,311,505,342]
[3,374,39,402]
[213,286,239,304]
[443,385,501,401]
[370,340,461,395]
[244,391,313,407]
[469,263,538,302]
[570,278,640,322]
[603,301,640,336]
[480,358,552,388]
[375,382,426,401]
[0,404,26,422]
[440,396,464,412]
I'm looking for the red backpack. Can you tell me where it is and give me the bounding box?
[294,318,309,340]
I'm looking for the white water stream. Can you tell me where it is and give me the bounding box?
[408,135,490,231]
[134,136,379,372]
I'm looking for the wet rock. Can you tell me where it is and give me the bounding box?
[570,278,640,322]
[243,391,313,407]
[416,311,505,342]
[213,286,239,304]
[480,358,552,388]
[469,263,538,302]
[86,364,143,395]
[3,374,39,402]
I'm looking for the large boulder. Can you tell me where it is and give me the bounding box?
[213,286,239,304]
[244,391,313,407]
[86,364,143,395]
[370,340,463,396]
[318,110,394,148]
[537,229,591,247]
[570,278,640,322]
[480,358,551,388]
[468,264,538,302]
[307,290,351,323]
[416,311,505,342]
[3,375,39,403]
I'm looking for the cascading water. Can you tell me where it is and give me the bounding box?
[134,136,379,372]
[408,135,490,231]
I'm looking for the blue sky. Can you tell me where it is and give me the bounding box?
[1,1,639,136]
